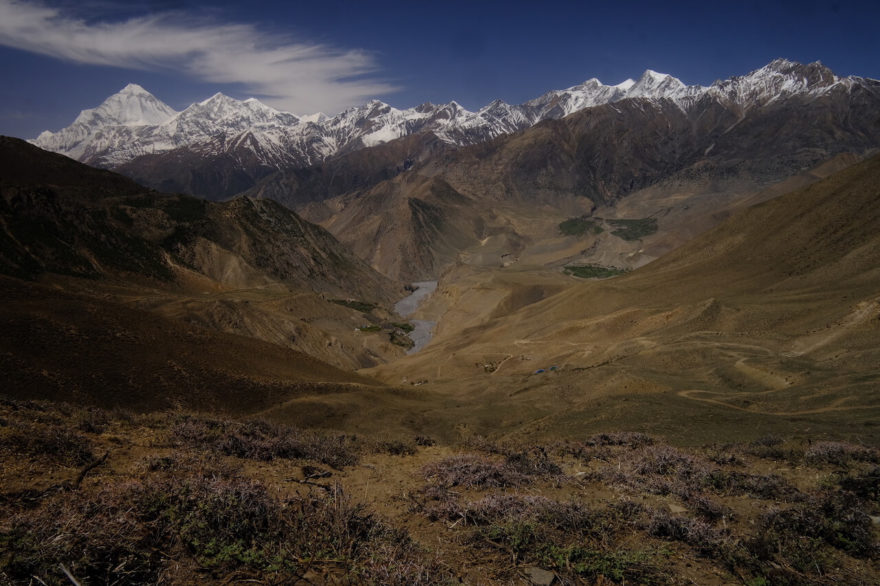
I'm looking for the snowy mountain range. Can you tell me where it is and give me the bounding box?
[31,59,877,174]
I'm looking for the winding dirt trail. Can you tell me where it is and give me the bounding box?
[785,298,879,357]
[676,388,871,416]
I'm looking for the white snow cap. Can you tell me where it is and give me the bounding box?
[74,83,178,127]
[30,59,872,170]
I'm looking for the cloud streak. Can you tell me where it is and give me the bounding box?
[0,0,398,114]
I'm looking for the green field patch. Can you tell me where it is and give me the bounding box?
[559,216,600,236]
[564,264,628,279]
[608,218,658,241]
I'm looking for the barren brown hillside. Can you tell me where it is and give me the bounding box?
[360,154,880,445]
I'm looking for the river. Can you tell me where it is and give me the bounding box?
[393,280,437,354]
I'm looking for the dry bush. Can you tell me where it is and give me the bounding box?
[743,435,801,461]
[558,433,654,463]
[2,467,452,584]
[422,448,564,491]
[600,444,718,500]
[723,471,800,501]
[647,512,731,557]
[751,434,784,448]
[503,447,563,477]
[458,440,564,478]
[633,444,700,477]
[422,491,666,584]
[0,420,93,466]
[74,407,110,434]
[836,466,880,503]
[4,480,170,583]
[414,435,436,447]
[556,440,611,463]
[805,441,880,467]
[374,439,417,456]
[0,397,57,422]
[423,454,534,489]
[705,444,745,466]
[687,494,734,522]
[763,491,876,558]
[600,441,800,503]
[743,489,877,585]
[586,431,654,448]
[171,415,358,468]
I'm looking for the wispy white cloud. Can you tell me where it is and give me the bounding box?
[0,0,398,114]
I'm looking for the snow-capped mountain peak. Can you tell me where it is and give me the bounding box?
[32,83,179,161]
[118,83,152,96]
[30,60,878,176]
[707,58,843,109]
[73,83,178,128]
[631,70,685,92]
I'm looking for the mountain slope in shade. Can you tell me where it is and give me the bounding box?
[0,275,381,412]
[0,136,399,304]
[0,136,409,370]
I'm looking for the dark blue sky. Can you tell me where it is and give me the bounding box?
[2,0,878,139]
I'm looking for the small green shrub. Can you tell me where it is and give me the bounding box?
[537,546,661,583]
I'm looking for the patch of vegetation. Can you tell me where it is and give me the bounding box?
[647,511,730,557]
[357,324,382,332]
[564,264,627,279]
[805,440,879,466]
[374,439,417,456]
[392,322,415,333]
[415,435,436,447]
[420,491,669,583]
[422,453,551,489]
[330,298,377,313]
[3,469,448,584]
[558,216,602,236]
[536,546,663,583]
[608,217,658,241]
[2,398,878,585]
[0,421,93,466]
[836,466,880,502]
[171,415,358,468]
